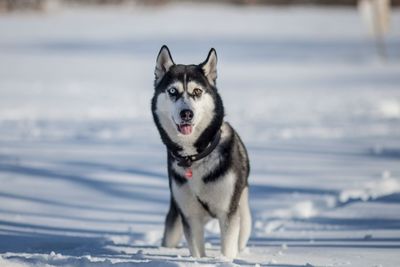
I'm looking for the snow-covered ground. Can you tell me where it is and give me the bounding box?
[1,3,400,266]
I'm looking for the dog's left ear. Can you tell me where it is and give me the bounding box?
[200,48,217,86]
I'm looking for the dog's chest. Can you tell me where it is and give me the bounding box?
[172,160,236,215]
[192,171,234,210]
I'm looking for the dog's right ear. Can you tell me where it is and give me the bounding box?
[155,45,175,85]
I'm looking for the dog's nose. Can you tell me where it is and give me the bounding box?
[180,109,193,122]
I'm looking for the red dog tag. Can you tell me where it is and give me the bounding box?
[185,168,193,179]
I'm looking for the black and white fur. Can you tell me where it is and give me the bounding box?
[151,45,251,259]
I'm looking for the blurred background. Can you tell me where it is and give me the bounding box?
[2,0,400,9]
[0,0,400,266]
[0,0,399,142]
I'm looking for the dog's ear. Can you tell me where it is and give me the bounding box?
[200,48,217,86]
[155,45,175,85]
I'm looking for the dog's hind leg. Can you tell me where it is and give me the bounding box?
[238,186,252,251]
[162,198,183,247]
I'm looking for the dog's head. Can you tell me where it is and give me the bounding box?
[151,46,224,152]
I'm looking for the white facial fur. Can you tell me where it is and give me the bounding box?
[155,80,216,156]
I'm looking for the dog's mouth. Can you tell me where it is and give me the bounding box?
[177,123,193,135]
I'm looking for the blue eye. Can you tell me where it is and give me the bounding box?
[168,88,177,95]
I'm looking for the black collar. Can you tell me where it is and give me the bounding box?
[169,130,222,168]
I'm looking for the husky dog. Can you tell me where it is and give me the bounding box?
[151,45,251,258]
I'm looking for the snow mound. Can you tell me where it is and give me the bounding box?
[339,172,400,203]
[273,201,318,219]
[1,253,184,267]
[0,257,29,267]
[378,100,400,119]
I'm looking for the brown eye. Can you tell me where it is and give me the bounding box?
[193,88,203,97]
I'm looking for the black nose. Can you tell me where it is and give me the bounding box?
[180,109,193,122]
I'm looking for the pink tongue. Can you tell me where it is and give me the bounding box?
[179,124,192,135]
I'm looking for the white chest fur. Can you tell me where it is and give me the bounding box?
[172,164,236,217]
[170,123,236,217]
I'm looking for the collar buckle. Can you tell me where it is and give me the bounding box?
[177,157,193,168]
[170,130,221,169]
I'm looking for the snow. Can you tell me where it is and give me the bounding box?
[1,3,400,267]
[339,173,400,203]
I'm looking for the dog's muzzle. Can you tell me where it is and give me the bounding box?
[177,109,194,135]
[180,109,193,122]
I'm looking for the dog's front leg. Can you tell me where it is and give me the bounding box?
[182,216,205,258]
[219,211,240,259]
